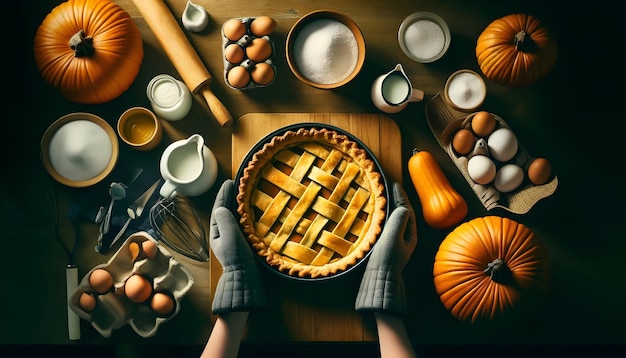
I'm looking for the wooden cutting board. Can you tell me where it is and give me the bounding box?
[210,113,402,342]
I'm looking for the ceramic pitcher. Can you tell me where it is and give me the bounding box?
[159,134,218,199]
[371,63,424,113]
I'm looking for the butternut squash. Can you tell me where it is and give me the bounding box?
[408,149,468,229]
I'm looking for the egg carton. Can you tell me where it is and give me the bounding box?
[221,17,276,90]
[426,93,558,214]
[68,231,194,338]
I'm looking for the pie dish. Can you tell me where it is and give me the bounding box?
[236,124,388,280]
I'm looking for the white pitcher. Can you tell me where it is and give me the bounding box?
[159,134,218,199]
[371,63,424,113]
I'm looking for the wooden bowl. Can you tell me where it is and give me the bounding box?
[286,10,366,89]
[40,112,119,187]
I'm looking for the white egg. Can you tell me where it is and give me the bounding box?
[467,155,496,185]
[494,163,524,193]
[487,128,518,162]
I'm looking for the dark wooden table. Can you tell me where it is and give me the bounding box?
[4,0,624,355]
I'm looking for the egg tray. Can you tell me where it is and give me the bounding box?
[425,93,558,214]
[221,17,276,90]
[68,231,194,338]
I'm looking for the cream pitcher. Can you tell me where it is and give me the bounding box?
[371,63,424,113]
[159,134,218,199]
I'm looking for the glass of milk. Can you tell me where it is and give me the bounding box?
[146,74,193,121]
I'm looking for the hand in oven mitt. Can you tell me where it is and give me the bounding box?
[355,182,418,315]
[210,179,267,314]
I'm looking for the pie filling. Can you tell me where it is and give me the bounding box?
[237,127,386,279]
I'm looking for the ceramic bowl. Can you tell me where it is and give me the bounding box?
[40,112,119,187]
[398,11,451,63]
[286,10,366,89]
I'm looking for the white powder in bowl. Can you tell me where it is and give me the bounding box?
[446,71,486,110]
[403,19,445,60]
[292,18,359,85]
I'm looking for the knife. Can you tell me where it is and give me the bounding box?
[109,179,161,249]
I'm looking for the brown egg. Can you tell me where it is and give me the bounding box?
[527,157,553,185]
[250,16,276,37]
[251,63,275,86]
[227,66,250,88]
[142,240,158,259]
[452,128,476,156]
[89,268,113,294]
[224,44,245,64]
[124,274,153,303]
[222,18,246,41]
[79,292,97,312]
[150,291,176,316]
[471,111,497,137]
[246,38,272,62]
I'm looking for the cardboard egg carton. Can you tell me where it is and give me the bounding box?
[221,17,277,90]
[68,231,194,338]
[425,93,558,214]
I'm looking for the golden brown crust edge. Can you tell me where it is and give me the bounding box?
[236,127,386,279]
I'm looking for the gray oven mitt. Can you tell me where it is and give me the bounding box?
[210,179,267,314]
[355,182,418,315]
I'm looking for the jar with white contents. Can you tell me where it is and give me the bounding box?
[443,69,486,112]
[146,74,193,121]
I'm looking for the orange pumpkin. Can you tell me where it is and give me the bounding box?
[433,216,550,324]
[475,14,557,87]
[407,149,468,229]
[34,0,144,104]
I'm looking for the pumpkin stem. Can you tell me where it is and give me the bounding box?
[69,30,94,57]
[484,258,512,283]
[514,31,532,52]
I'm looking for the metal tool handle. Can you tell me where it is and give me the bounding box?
[66,264,80,340]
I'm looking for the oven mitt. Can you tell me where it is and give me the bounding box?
[355,182,418,315]
[210,179,266,314]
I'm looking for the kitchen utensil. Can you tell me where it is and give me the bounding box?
[109,179,162,249]
[130,0,233,127]
[100,182,127,234]
[159,134,218,199]
[371,63,424,113]
[45,177,81,340]
[149,195,209,262]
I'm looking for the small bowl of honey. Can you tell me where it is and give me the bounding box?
[117,107,162,151]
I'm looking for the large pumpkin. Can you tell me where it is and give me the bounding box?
[433,216,550,324]
[34,0,144,104]
[475,14,557,87]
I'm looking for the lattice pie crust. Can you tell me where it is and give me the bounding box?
[237,127,387,279]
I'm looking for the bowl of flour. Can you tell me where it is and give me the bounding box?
[286,10,365,89]
[398,11,451,63]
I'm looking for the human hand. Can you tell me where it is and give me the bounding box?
[210,179,266,314]
[355,182,417,314]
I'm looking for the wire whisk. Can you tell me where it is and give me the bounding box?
[149,195,209,262]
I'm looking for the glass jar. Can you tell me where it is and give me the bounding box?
[146,74,193,121]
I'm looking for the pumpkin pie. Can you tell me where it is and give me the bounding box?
[236,127,387,279]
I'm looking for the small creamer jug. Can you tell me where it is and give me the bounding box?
[159,134,218,199]
[371,63,424,113]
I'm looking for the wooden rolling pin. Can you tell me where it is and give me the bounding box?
[131,0,233,127]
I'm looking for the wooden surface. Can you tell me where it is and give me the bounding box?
[5,0,626,354]
[220,113,401,341]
